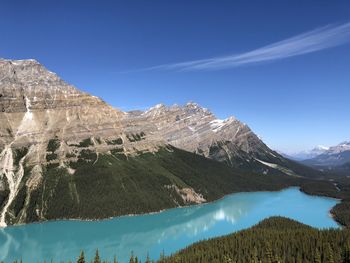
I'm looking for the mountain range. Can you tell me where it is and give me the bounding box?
[302,141,350,175]
[0,58,321,226]
[283,145,329,161]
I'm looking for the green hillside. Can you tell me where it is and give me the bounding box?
[8,146,303,225]
[162,217,350,263]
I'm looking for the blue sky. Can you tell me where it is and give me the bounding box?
[1,0,350,153]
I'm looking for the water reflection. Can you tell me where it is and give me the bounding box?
[0,188,339,262]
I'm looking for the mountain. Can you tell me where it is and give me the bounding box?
[283,145,329,161]
[303,141,350,168]
[0,58,320,226]
[127,103,322,179]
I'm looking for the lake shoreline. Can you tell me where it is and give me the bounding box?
[1,187,340,263]
[3,185,342,229]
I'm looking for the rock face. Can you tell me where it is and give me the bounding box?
[125,103,281,168]
[0,59,162,164]
[0,59,317,226]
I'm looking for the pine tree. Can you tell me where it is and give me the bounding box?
[343,242,350,263]
[93,249,101,263]
[273,255,282,263]
[113,255,118,263]
[173,255,181,263]
[145,253,151,263]
[314,249,321,263]
[265,242,273,263]
[129,251,135,263]
[77,251,85,263]
[325,243,335,263]
[251,247,259,263]
[159,250,165,262]
[223,255,233,263]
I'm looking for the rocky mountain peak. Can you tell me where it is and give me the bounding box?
[325,141,350,154]
[0,58,126,154]
[143,102,213,118]
[302,140,350,167]
[124,101,277,167]
[0,59,88,114]
[0,58,68,88]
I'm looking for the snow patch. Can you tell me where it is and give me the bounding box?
[255,159,278,169]
[210,116,236,133]
[143,104,166,117]
[188,126,196,132]
[255,158,299,177]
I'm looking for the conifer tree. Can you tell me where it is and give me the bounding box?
[77,251,85,263]
[343,242,350,263]
[314,249,321,263]
[93,249,101,263]
[325,243,335,263]
[273,254,282,263]
[113,255,118,263]
[265,242,273,263]
[173,255,181,263]
[159,250,166,262]
[223,255,233,263]
[251,247,259,263]
[129,251,135,263]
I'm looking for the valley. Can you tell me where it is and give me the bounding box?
[2,2,350,262]
[0,58,334,227]
[0,58,349,263]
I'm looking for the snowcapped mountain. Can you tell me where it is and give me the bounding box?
[284,145,329,161]
[303,141,350,167]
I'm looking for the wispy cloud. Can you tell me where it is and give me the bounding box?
[140,21,350,72]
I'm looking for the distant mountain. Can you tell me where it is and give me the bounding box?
[0,58,320,226]
[303,141,350,168]
[284,145,329,161]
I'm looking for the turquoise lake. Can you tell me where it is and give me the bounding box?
[0,188,340,262]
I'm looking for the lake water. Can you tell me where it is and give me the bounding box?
[0,187,340,262]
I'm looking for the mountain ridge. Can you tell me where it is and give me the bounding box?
[303,141,350,168]
[280,145,329,161]
[0,58,323,226]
